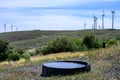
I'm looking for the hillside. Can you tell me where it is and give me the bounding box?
[0,29,120,80]
[0,29,120,49]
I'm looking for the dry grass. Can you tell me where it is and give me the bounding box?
[42,46,120,80]
[0,46,120,80]
[0,52,84,72]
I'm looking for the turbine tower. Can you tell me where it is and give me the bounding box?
[93,15,96,29]
[4,23,6,32]
[84,22,86,30]
[93,15,97,29]
[95,17,98,29]
[16,27,18,31]
[11,23,13,32]
[102,11,105,29]
[111,10,115,30]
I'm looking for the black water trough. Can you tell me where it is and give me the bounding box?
[41,60,91,77]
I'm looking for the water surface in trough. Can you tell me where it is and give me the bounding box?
[44,62,85,69]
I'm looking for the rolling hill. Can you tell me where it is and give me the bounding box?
[0,29,120,49]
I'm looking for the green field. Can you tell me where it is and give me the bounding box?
[0,29,120,49]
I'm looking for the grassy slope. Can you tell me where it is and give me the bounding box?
[0,29,120,79]
[0,46,120,80]
[0,29,120,49]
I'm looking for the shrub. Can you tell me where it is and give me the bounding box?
[29,52,36,56]
[35,48,43,55]
[7,52,20,61]
[71,38,86,51]
[83,34,102,49]
[40,37,77,55]
[23,53,30,62]
[39,46,49,55]
[0,40,9,61]
[106,39,118,47]
[15,48,25,56]
[94,38,102,49]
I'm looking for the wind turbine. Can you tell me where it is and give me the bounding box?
[93,15,96,29]
[84,22,86,30]
[4,23,6,32]
[11,23,13,32]
[93,15,97,29]
[102,11,105,29]
[16,27,18,31]
[95,17,98,29]
[111,10,115,30]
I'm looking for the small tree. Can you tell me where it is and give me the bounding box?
[0,40,9,61]
[83,34,96,49]
[7,51,20,61]
[83,34,102,49]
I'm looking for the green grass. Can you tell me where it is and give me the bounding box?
[0,29,120,49]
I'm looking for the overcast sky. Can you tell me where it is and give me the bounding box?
[0,0,120,32]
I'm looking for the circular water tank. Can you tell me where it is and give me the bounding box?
[41,60,91,77]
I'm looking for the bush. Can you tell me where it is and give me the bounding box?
[15,48,25,55]
[34,36,104,56]
[23,53,30,62]
[29,52,36,56]
[40,37,77,55]
[71,38,86,51]
[83,34,102,49]
[106,39,118,47]
[35,48,43,55]
[7,52,20,61]
[95,38,102,49]
[0,40,9,61]
[40,46,51,55]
